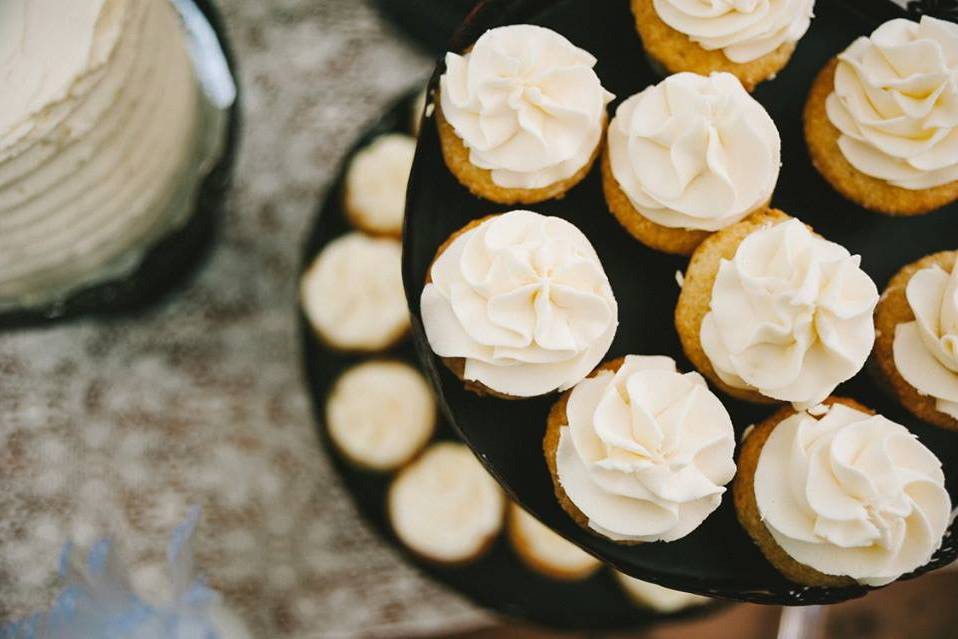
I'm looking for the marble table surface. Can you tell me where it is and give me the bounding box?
[0,0,920,638]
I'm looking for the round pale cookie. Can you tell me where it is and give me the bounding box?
[872,251,958,431]
[325,361,437,471]
[674,209,791,404]
[601,147,755,256]
[388,442,506,565]
[630,0,797,92]
[300,232,409,352]
[435,102,603,205]
[805,59,958,216]
[733,397,867,588]
[343,133,416,237]
[507,503,601,581]
[613,571,711,613]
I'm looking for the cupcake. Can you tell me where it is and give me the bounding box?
[325,361,436,471]
[437,25,613,204]
[613,571,711,613]
[603,72,780,255]
[420,210,618,398]
[301,232,409,352]
[507,503,601,581]
[676,211,879,406]
[873,251,958,431]
[734,398,951,587]
[631,0,814,91]
[344,134,416,237]
[0,0,230,312]
[388,442,505,565]
[805,16,958,215]
[543,355,736,544]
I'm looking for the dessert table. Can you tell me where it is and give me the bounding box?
[1,1,954,638]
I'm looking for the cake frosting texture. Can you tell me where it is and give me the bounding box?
[0,0,226,309]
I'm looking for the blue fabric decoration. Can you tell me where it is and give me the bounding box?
[1,508,230,639]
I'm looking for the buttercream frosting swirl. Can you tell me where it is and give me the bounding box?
[439,25,613,189]
[556,355,736,542]
[826,16,958,190]
[652,0,815,63]
[608,72,780,231]
[755,402,951,586]
[421,210,618,397]
[894,260,958,419]
[700,218,878,406]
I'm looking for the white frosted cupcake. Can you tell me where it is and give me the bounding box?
[420,210,618,398]
[603,72,780,255]
[805,16,958,215]
[544,355,736,544]
[614,571,711,613]
[325,361,436,471]
[388,442,505,565]
[437,25,613,204]
[874,251,958,431]
[344,134,416,237]
[676,212,879,407]
[631,0,814,90]
[735,399,952,586]
[301,233,409,352]
[507,503,601,581]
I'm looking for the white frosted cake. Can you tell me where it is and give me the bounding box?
[0,0,229,311]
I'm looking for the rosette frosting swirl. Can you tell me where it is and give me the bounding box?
[439,25,613,189]
[421,210,618,397]
[894,261,958,419]
[608,72,780,231]
[556,355,736,542]
[700,219,879,406]
[652,0,815,63]
[826,16,958,190]
[755,403,951,585]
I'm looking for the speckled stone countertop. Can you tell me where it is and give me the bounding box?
[0,1,492,637]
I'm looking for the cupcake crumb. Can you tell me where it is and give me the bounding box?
[675,270,685,288]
